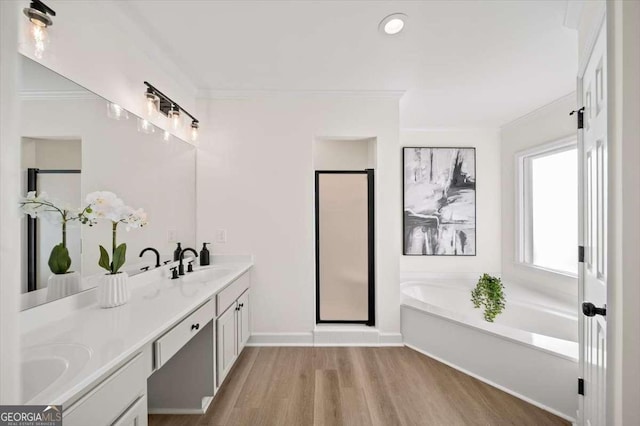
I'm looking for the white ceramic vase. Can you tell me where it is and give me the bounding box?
[97,272,130,308]
[46,271,81,302]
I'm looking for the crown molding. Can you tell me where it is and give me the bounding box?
[500,92,577,130]
[197,88,406,100]
[20,90,100,101]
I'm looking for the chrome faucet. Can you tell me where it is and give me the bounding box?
[139,247,161,268]
[178,248,198,275]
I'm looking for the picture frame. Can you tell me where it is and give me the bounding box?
[403,147,477,256]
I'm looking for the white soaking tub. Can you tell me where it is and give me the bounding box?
[401,277,578,421]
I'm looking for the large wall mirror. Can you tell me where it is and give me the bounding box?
[19,55,197,310]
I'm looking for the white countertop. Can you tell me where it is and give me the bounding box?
[20,255,253,406]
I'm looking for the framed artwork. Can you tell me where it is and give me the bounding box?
[403,147,476,256]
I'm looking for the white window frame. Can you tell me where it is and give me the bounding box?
[515,135,578,278]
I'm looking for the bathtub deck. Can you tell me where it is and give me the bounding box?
[149,346,570,426]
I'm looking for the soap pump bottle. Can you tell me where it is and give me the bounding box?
[173,242,182,261]
[200,243,211,266]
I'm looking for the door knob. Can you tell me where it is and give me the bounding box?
[582,302,606,317]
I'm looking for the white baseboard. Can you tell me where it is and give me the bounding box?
[246,329,403,347]
[404,343,576,423]
[246,332,314,346]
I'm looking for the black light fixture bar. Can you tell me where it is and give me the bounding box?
[143,81,199,124]
[31,0,56,17]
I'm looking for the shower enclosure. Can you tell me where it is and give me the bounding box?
[315,170,375,325]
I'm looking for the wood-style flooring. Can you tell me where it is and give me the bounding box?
[148,346,570,426]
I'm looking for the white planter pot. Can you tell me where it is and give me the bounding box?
[47,271,81,302]
[97,272,130,308]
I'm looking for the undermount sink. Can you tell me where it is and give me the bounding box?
[180,266,233,284]
[21,343,92,404]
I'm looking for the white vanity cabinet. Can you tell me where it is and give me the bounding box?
[29,262,253,424]
[63,352,147,426]
[216,302,238,385]
[216,273,251,387]
[237,290,250,351]
[113,395,148,426]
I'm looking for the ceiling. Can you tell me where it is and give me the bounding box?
[122,1,577,129]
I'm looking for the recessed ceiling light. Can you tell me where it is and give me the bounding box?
[379,13,407,35]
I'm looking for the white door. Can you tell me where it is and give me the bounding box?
[237,291,250,352]
[216,303,237,387]
[580,20,607,426]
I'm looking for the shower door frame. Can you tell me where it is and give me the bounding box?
[314,169,375,326]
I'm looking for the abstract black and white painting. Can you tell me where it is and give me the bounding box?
[403,147,476,256]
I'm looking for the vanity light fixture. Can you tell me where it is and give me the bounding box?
[190,121,199,142]
[23,0,56,59]
[143,82,200,140]
[379,13,407,35]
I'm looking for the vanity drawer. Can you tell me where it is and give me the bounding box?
[63,352,145,426]
[216,272,250,316]
[154,299,214,369]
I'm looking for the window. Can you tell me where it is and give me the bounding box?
[517,139,578,276]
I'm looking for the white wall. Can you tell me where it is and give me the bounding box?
[20,97,196,279]
[500,93,577,302]
[400,129,502,276]
[313,138,376,170]
[17,0,198,142]
[196,95,401,343]
[0,0,20,404]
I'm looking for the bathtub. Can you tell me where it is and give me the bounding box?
[401,277,578,421]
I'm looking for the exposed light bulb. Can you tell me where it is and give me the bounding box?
[137,118,155,134]
[190,122,199,142]
[144,91,159,118]
[23,4,54,59]
[106,102,129,120]
[30,22,49,59]
[168,106,181,130]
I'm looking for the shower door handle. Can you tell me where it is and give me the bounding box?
[582,302,606,317]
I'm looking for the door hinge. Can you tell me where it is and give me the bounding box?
[570,107,585,129]
[578,378,585,395]
[578,245,585,263]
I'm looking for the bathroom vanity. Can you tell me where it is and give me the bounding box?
[20,255,253,425]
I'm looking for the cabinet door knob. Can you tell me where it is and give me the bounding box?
[239,303,244,308]
[191,323,200,331]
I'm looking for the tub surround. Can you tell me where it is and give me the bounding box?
[20,255,253,419]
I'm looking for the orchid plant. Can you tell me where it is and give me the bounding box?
[80,191,148,275]
[19,192,88,275]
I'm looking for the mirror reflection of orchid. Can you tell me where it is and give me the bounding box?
[19,191,88,275]
[80,191,148,275]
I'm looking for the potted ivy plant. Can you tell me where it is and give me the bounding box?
[81,191,147,308]
[20,191,86,300]
[471,274,506,322]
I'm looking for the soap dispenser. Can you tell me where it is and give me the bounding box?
[200,243,211,266]
[173,242,182,261]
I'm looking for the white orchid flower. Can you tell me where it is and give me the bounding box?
[120,206,148,231]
